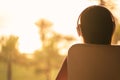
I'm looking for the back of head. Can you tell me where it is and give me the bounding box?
[79,5,115,44]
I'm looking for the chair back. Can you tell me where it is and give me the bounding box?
[68,44,120,80]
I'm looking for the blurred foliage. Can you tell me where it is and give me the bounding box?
[0,36,19,62]
[0,19,75,80]
[112,22,120,44]
[35,18,75,80]
[1,1,120,80]
[0,35,19,80]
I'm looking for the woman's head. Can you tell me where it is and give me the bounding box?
[77,5,115,44]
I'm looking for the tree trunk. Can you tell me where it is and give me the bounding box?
[46,57,51,80]
[7,55,12,80]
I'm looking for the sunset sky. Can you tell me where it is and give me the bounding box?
[0,0,120,53]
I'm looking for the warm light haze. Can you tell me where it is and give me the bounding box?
[0,0,120,54]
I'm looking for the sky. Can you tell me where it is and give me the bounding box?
[0,0,120,53]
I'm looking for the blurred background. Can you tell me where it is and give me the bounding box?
[0,0,120,80]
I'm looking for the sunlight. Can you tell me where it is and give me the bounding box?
[18,30,41,53]
[0,1,120,80]
[0,0,98,54]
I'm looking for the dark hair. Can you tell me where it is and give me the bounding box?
[78,5,115,44]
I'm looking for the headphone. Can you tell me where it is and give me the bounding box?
[76,10,115,36]
[76,14,82,36]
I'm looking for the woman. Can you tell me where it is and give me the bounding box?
[56,5,115,80]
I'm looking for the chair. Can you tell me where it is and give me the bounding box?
[67,44,120,80]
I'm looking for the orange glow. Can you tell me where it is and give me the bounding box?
[25,54,34,59]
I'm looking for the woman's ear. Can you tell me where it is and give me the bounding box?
[76,24,81,36]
